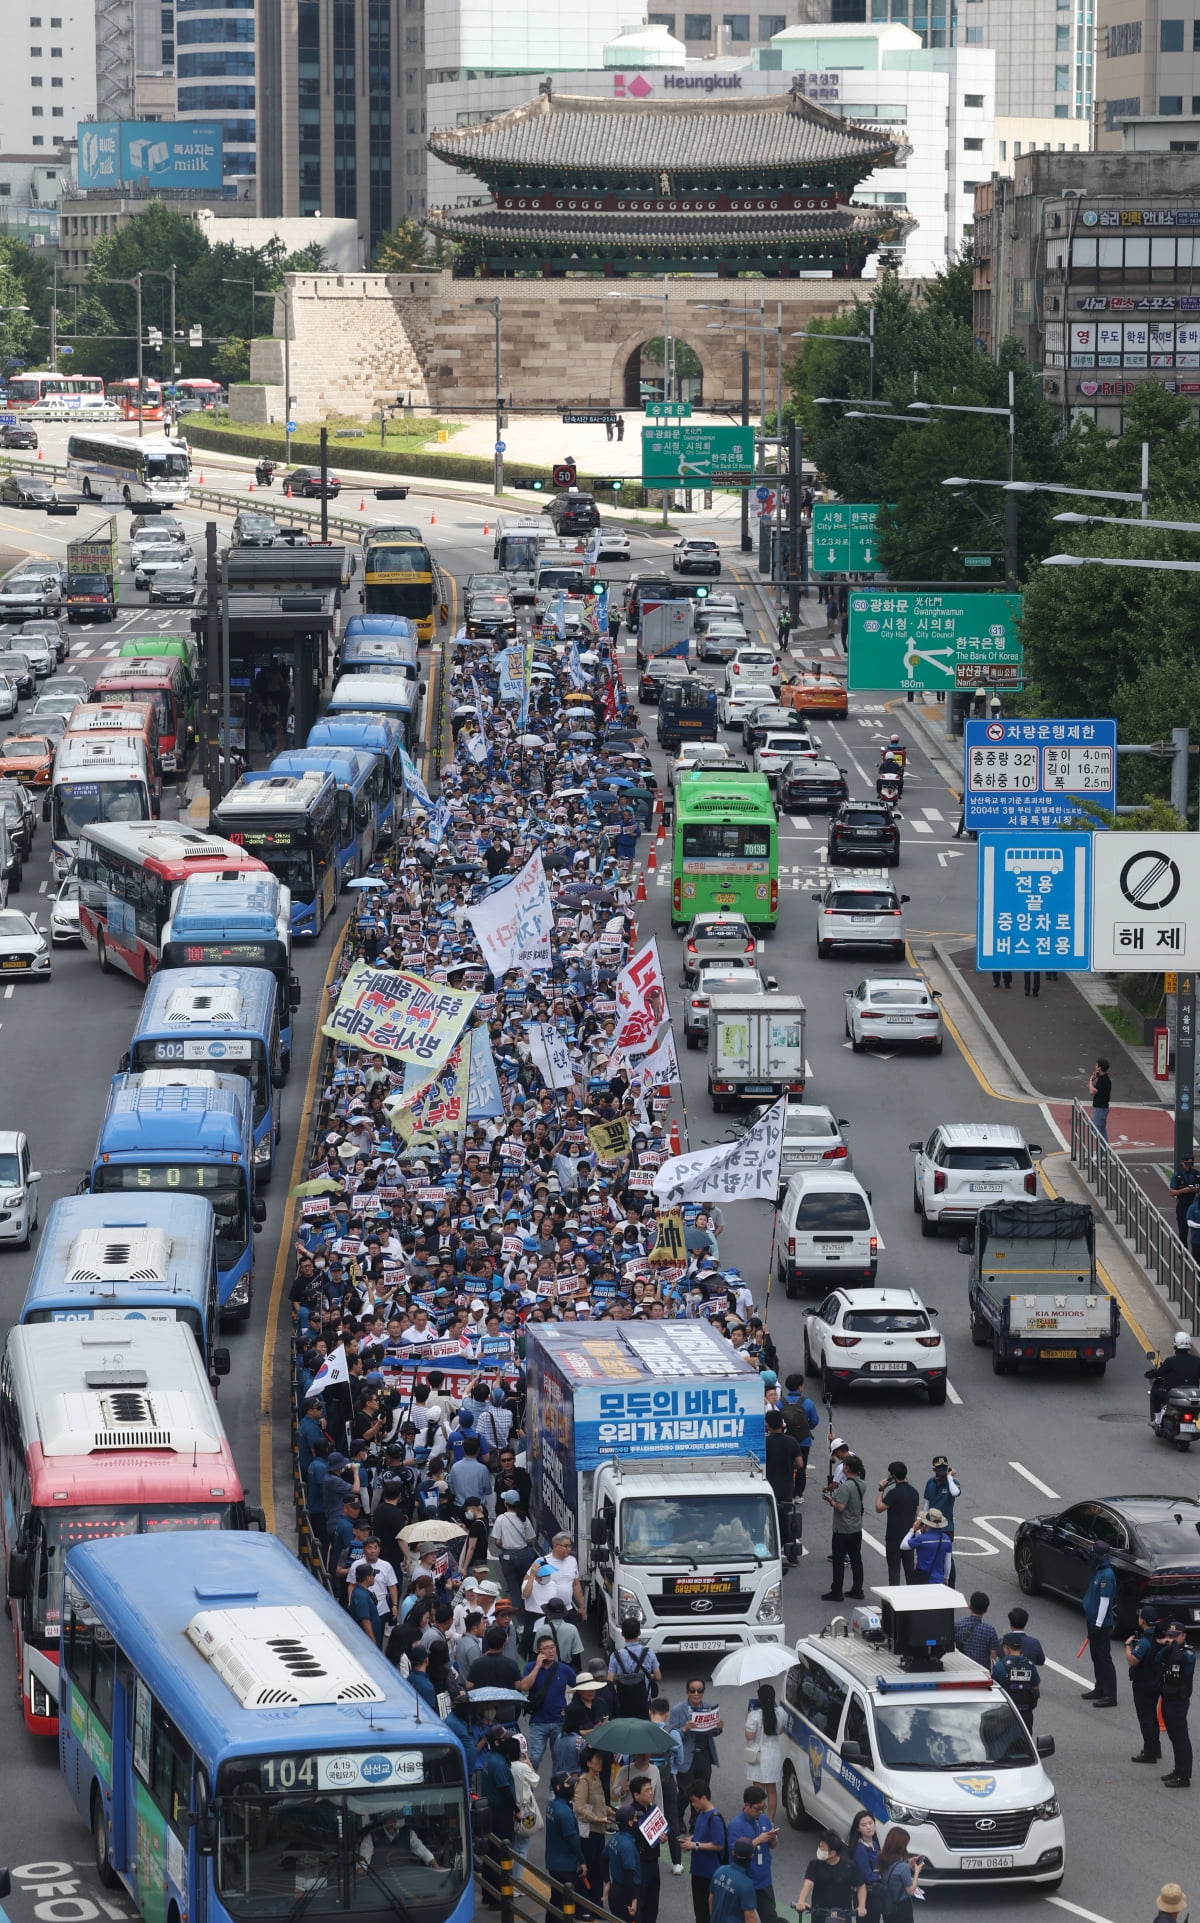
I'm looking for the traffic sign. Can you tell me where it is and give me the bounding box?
[756,485,771,502]
[847,591,1024,694]
[494,441,506,453]
[286,419,297,432]
[552,462,576,489]
[976,832,1092,974]
[811,503,880,575]
[641,423,754,488]
[962,553,997,568]
[645,401,692,419]
[1091,833,1200,970]
[563,412,617,424]
[963,718,1117,832]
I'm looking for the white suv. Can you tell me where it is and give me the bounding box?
[910,1122,1041,1237]
[803,1285,947,1402]
[726,647,781,693]
[0,1128,40,1248]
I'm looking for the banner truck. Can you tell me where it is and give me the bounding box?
[65,519,120,623]
[525,1321,784,1656]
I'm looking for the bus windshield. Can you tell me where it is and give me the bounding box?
[214,1750,470,1921]
[92,1163,250,1270]
[682,823,773,863]
[54,779,147,838]
[145,451,190,481]
[35,1506,231,1639]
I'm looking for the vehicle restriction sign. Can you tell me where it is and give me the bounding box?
[963,718,1117,831]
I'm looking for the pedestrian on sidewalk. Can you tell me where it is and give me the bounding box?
[1089,1057,1112,1140]
[1170,1154,1198,1246]
[825,591,840,639]
[616,415,625,443]
[606,420,614,443]
[1023,971,1041,998]
[992,972,1012,988]
[778,608,791,651]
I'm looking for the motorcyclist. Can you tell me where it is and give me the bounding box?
[255,458,276,487]
[1149,1333,1200,1424]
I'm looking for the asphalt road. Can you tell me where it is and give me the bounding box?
[0,452,1185,1923]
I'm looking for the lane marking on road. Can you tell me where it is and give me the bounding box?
[1043,1656,1092,1687]
[1010,1460,1060,1500]
[946,1379,963,1405]
[37,879,46,893]
[790,816,811,831]
[922,807,944,820]
[912,821,933,835]
[1047,1897,1118,1923]
[3,986,12,999]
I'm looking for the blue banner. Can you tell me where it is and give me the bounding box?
[78,120,223,190]
[467,1027,505,1118]
[398,745,433,811]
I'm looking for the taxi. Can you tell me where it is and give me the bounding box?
[0,733,56,800]
[780,667,849,720]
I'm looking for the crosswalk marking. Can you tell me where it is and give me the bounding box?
[912,821,933,835]
[921,806,944,821]
[789,816,811,831]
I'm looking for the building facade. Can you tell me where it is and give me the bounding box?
[972,148,1200,430]
[175,0,257,197]
[257,0,429,242]
[1095,0,1200,144]
[0,0,96,154]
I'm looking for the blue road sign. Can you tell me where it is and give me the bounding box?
[964,718,1117,831]
[495,440,506,453]
[286,419,297,433]
[756,485,771,501]
[976,831,1093,974]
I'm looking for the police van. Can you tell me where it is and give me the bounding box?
[778,1586,1065,1889]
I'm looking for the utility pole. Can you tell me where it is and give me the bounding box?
[1003,367,1017,591]
[319,425,329,543]
[204,522,220,812]
[221,549,233,801]
[740,348,752,554]
[788,419,805,627]
[49,264,57,373]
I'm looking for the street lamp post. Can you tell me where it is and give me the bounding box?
[910,373,1017,588]
[792,308,876,399]
[473,297,504,497]
[142,267,177,420]
[103,274,144,437]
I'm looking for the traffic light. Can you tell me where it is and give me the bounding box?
[694,584,710,597]
[189,323,203,347]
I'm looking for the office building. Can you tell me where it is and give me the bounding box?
[257,0,429,243]
[0,0,96,152]
[174,0,256,197]
[1095,0,1200,144]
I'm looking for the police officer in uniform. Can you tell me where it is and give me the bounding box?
[1126,1604,1163,1765]
[1157,1619,1195,1789]
[992,1633,1040,1732]
[1081,1540,1119,1707]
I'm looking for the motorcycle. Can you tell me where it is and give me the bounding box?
[877,763,904,804]
[1146,1352,1200,1449]
[255,460,277,488]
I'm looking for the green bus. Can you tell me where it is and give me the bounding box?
[671,772,779,932]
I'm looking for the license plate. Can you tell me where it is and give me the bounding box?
[677,1641,724,1651]
[850,915,877,923]
[744,1084,773,1094]
[1,957,26,968]
[1041,1348,1077,1359]
[885,1016,912,1025]
[870,1360,907,1372]
[970,1183,1003,1192]
[960,1857,1014,1871]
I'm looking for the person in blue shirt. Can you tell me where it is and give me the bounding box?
[604,1807,642,1922]
[992,1635,1040,1732]
[922,1456,961,1535]
[519,1634,578,1771]
[728,1785,780,1923]
[545,1772,587,1891]
[1005,1607,1045,1664]
[348,1564,383,1646]
[297,1397,328,1477]
[1081,1540,1119,1707]
[710,1841,761,1923]
[781,1373,819,1494]
[1127,1604,1164,1762]
[682,1783,728,1923]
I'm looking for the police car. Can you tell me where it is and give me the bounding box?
[777,1586,1065,1889]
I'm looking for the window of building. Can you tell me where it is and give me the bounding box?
[29,14,40,22]
[162,37,173,57]
[1054,101,1068,114]
[963,178,981,189]
[31,103,43,114]
[998,138,1007,157]
[178,16,254,38]
[1105,94,1139,125]
[178,49,254,72]
[1055,62,1069,87]
[685,11,712,33]
[30,44,42,55]
[963,135,984,148]
[52,104,62,114]
[964,92,984,105]
[1161,18,1184,49]
[723,12,750,36]
[31,135,43,143]
[759,12,785,34]
[1106,20,1140,54]
[965,25,982,39]
[1055,23,1070,45]
[1194,20,1200,47]
[177,83,255,106]
[1173,137,1200,147]
[648,10,677,25]
[50,73,61,83]
[50,43,60,53]
[0,186,8,197]
[1160,93,1184,110]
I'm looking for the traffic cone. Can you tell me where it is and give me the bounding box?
[483,521,490,535]
[669,1118,683,1155]
[359,498,366,511]
[199,471,205,485]
[627,918,637,947]
[248,479,255,491]
[656,814,666,842]
[635,871,647,903]
[37,448,44,460]
[647,843,657,872]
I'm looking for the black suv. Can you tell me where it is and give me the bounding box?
[0,424,37,451]
[779,757,849,813]
[465,592,517,639]
[545,491,600,533]
[284,467,341,498]
[828,799,901,866]
[232,511,280,547]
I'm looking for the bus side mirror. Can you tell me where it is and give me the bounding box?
[958,1235,973,1254]
[289,979,302,1011]
[252,1197,266,1225]
[118,1051,130,1072]
[212,1348,231,1377]
[7,1551,29,1599]
[590,1515,608,1548]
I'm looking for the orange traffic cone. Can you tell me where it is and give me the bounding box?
[199,471,205,485]
[656,815,666,841]
[627,918,637,947]
[635,871,647,903]
[37,448,44,460]
[669,1118,683,1155]
[483,522,490,535]
[430,511,437,525]
[359,498,366,511]
[647,843,657,872]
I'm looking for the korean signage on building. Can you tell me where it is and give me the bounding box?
[77,121,223,191]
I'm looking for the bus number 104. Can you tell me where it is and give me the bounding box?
[261,1756,317,1789]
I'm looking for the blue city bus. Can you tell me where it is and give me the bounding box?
[212,770,338,938]
[89,1071,263,1320]
[124,966,283,1183]
[269,748,380,891]
[160,875,301,1070]
[335,615,420,687]
[20,1192,229,1379]
[306,712,402,845]
[325,672,423,752]
[60,1533,473,1923]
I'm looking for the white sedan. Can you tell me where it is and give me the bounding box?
[719,681,776,729]
[49,873,82,945]
[803,1286,947,1403]
[0,908,51,979]
[754,731,818,784]
[596,528,632,560]
[668,741,745,791]
[844,976,943,1053]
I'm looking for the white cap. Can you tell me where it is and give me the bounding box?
[1175,1332,1194,1350]
[831,1437,848,1450]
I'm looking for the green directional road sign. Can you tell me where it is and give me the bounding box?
[811,502,880,575]
[641,423,755,487]
[848,590,1025,694]
[644,400,693,419]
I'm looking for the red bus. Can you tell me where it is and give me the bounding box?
[90,656,190,772]
[0,1319,255,1734]
[74,821,268,983]
[5,371,106,415]
[108,375,164,422]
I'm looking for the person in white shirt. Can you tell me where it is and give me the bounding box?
[348,1540,399,1626]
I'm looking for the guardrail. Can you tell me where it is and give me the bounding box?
[1069,1097,1200,1335]
[478,1833,621,1923]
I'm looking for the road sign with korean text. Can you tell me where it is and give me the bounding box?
[1091,833,1200,970]
[848,591,1024,694]
[963,718,1117,831]
[641,424,754,487]
[976,832,1093,973]
[811,503,880,574]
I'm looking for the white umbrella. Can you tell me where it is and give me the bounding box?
[346,876,389,890]
[517,734,546,748]
[710,1643,798,1688]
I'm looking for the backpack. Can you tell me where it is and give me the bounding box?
[782,1399,813,1445]
[880,1862,912,1920]
[612,1643,655,1718]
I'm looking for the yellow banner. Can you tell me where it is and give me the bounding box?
[588,1118,631,1163]
[649,1209,686,1266]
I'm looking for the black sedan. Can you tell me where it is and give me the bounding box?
[779,757,850,813]
[0,474,56,509]
[1015,1495,1200,1636]
[465,593,517,639]
[828,800,901,865]
[284,467,341,498]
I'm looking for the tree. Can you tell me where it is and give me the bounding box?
[373,221,429,272]
[213,338,250,384]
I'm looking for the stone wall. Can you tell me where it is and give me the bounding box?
[250,271,871,417]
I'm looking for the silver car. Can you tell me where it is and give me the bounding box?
[0,675,17,719]
[0,571,61,621]
[684,962,774,1046]
[778,1104,853,1197]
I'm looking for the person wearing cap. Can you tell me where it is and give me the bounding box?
[1082,1539,1119,1708]
[1155,1886,1190,1923]
[710,1840,761,1923]
[491,1488,538,1606]
[827,1439,851,1488]
[604,1807,642,1923]
[922,1455,961,1537]
[899,1510,954,1586]
[992,1632,1040,1731]
[545,1769,587,1892]
[1127,1604,1165,1764]
[1155,1618,1195,1787]
[533,1595,585,1668]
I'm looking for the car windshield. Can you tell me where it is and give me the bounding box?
[786,1113,838,1140]
[0,913,32,937]
[941,1148,1027,1169]
[867,986,929,1006]
[832,894,898,914]
[794,1194,870,1230]
[735,686,774,705]
[843,1309,930,1333]
[763,736,802,753]
[693,923,750,942]
[619,1494,778,1563]
[0,740,44,759]
[0,1151,20,1183]
[700,970,761,993]
[739,652,774,666]
[874,1700,1037,1771]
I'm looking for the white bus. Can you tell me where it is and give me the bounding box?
[66,430,192,505]
[50,731,155,879]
